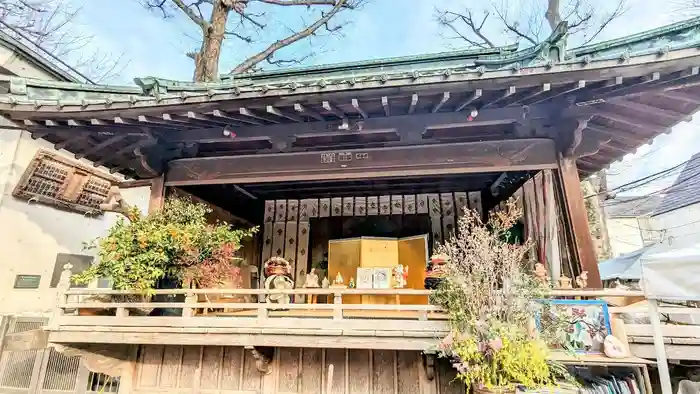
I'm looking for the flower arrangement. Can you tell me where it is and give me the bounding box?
[430,199,571,393]
[72,197,257,294]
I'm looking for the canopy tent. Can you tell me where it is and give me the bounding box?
[641,243,700,301]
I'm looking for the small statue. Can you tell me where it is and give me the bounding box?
[334,272,344,286]
[348,277,356,289]
[304,269,320,288]
[533,263,550,285]
[263,257,294,304]
[322,276,330,288]
[576,271,589,288]
[557,275,573,289]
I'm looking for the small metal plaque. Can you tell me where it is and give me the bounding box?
[14,275,41,289]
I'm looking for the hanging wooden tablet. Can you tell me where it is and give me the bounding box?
[427,194,441,216]
[354,196,366,216]
[264,201,275,223]
[442,215,456,240]
[319,198,331,217]
[404,195,416,215]
[342,197,354,216]
[431,216,443,246]
[262,223,273,262]
[391,195,403,215]
[284,221,298,271]
[299,199,311,222]
[454,192,468,217]
[287,200,299,222]
[275,200,287,222]
[331,197,343,216]
[296,222,310,281]
[416,194,429,214]
[379,195,391,215]
[367,196,379,215]
[468,191,483,220]
[440,193,455,217]
[272,222,286,257]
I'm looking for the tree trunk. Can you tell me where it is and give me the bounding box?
[193,1,229,82]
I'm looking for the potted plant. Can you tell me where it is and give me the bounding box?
[72,197,257,315]
[430,199,572,394]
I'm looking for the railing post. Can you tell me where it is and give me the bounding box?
[49,263,72,329]
[648,299,672,394]
[333,292,342,320]
[182,292,198,318]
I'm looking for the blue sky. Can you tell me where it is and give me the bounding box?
[65,0,700,191]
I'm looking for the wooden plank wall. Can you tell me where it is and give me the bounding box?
[132,345,465,394]
[259,193,484,277]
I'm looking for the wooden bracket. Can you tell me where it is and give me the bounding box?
[135,143,181,176]
[245,346,273,374]
[422,352,436,381]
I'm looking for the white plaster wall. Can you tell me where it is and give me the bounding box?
[0,123,149,315]
[607,217,645,257]
[0,45,58,80]
[652,202,700,248]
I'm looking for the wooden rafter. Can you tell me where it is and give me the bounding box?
[75,135,128,160]
[607,98,689,122]
[213,109,262,126]
[482,86,516,108]
[511,84,551,105]
[294,103,324,121]
[266,106,303,123]
[407,94,418,114]
[239,108,280,124]
[595,111,662,133]
[322,101,347,121]
[455,89,482,112]
[533,81,586,105]
[351,99,368,120]
[431,92,451,113]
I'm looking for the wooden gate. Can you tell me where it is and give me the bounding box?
[0,316,119,394]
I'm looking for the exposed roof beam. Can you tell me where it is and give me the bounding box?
[75,135,128,160]
[212,109,261,126]
[266,106,303,123]
[588,77,622,96]
[431,92,451,113]
[595,111,662,133]
[239,107,280,124]
[322,101,347,121]
[482,86,516,108]
[607,98,690,122]
[30,131,48,140]
[586,124,647,145]
[511,84,551,105]
[455,89,483,112]
[55,135,86,151]
[293,103,324,121]
[657,90,700,105]
[602,72,661,97]
[351,99,368,119]
[489,172,508,196]
[94,140,150,167]
[381,96,390,116]
[233,184,257,200]
[408,94,418,114]
[187,111,241,126]
[532,80,586,105]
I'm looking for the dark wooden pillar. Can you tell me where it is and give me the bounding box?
[556,156,602,288]
[148,174,166,214]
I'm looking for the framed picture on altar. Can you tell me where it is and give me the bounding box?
[356,268,374,289]
[535,299,612,354]
[372,267,391,289]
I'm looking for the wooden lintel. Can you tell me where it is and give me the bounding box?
[165,138,558,186]
[556,156,602,288]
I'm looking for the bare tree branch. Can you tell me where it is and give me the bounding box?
[230,0,347,74]
[436,9,496,49]
[254,0,352,6]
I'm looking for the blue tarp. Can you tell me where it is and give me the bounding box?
[598,245,657,280]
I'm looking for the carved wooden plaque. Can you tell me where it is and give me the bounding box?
[319,198,331,217]
[404,195,416,215]
[275,200,287,222]
[440,193,454,217]
[354,197,366,216]
[379,195,391,215]
[427,194,441,216]
[284,222,298,268]
[331,197,343,216]
[262,223,273,262]
[391,195,403,215]
[442,216,456,239]
[416,194,429,214]
[264,201,275,223]
[342,197,354,216]
[367,196,379,215]
[454,192,468,217]
[468,191,483,220]
[272,222,286,257]
[287,200,299,222]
